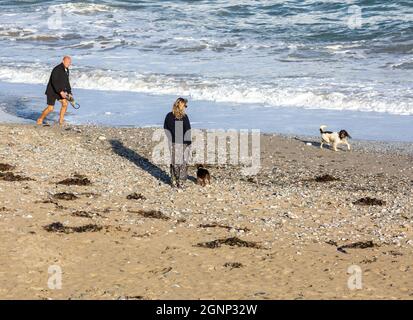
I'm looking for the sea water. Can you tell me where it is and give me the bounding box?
[0,0,412,141]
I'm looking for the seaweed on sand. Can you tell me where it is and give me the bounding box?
[43,222,102,233]
[196,237,262,249]
[327,240,377,254]
[223,262,243,269]
[71,211,102,218]
[57,174,91,186]
[353,197,386,206]
[126,193,146,200]
[0,172,33,181]
[0,163,15,171]
[53,192,78,200]
[128,209,170,220]
[314,174,340,182]
[199,223,250,233]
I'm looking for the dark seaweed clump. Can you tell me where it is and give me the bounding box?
[197,237,261,249]
[43,222,102,233]
[199,223,250,233]
[0,163,15,171]
[71,211,102,218]
[327,240,377,254]
[53,192,78,200]
[353,197,386,206]
[126,193,146,200]
[314,174,340,182]
[57,174,91,186]
[223,262,243,269]
[129,209,170,220]
[0,172,33,181]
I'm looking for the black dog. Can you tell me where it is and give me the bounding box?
[196,165,211,187]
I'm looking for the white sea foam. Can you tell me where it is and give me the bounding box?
[49,3,116,15]
[0,0,412,121]
[0,65,411,115]
[390,60,413,70]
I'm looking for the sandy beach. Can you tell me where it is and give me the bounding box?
[0,123,412,300]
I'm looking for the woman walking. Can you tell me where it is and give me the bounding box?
[163,97,192,188]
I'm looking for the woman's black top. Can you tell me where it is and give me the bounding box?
[163,112,191,145]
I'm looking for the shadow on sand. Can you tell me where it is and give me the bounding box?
[109,139,171,185]
[294,137,334,150]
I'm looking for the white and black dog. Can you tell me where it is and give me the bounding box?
[319,125,351,151]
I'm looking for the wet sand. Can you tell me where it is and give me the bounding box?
[0,124,412,299]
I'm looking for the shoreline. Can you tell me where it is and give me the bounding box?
[1,81,413,143]
[0,123,412,299]
[1,122,413,156]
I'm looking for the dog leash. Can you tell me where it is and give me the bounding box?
[66,94,80,110]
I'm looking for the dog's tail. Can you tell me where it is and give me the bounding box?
[320,125,328,134]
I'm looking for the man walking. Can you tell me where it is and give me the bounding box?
[37,56,72,126]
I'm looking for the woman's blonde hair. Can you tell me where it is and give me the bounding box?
[172,97,188,120]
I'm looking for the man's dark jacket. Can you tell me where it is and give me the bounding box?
[45,63,72,100]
